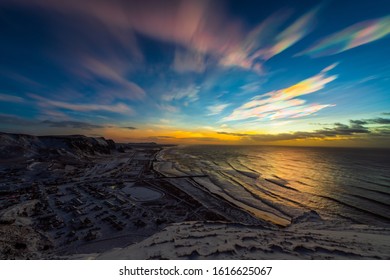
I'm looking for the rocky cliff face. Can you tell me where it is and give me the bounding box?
[0,132,118,159]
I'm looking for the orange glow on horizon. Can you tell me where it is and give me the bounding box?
[89,126,388,148]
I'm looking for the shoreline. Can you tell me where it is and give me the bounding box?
[154,147,291,227]
[154,145,390,225]
[152,147,277,227]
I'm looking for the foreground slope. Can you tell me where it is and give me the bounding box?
[90,216,390,260]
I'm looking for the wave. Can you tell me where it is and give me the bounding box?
[159,145,390,226]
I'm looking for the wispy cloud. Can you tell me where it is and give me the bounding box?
[80,56,145,99]
[2,0,145,102]
[4,0,321,74]
[39,110,69,120]
[161,85,200,104]
[1,114,138,132]
[0,93,25,103]
[223,64,337,122]
[172,49,206,73]
[298,15,390,57]
[157,104,179,113]
[218,7,320,72]
[1,114,104,130]
[41,120,104,130]
[30,94,134,114]
[207,103,230,115]
[254,6,320,60]
[0,113,36,126]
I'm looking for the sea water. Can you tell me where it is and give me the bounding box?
[161,145,390,226]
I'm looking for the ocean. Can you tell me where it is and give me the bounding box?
[159,145,390,226]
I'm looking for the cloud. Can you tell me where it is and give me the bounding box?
[316,117,390,127]
[0,114,36,126]
[220,6,320,73]
[161,85,200,104]
[254,6,320,60]
[3,0,237,68]
[239,82,262,93]
[350,117,390,125]
[298,15,390,57]
[318,122,370,136]
[218,118,390,142]
[2,0,146,101]
[0,71,42,88]
[146,136,176,141]
[1,113,142,132]
[3,0,321,74]
[1,114,104,130]
[217,131,250,137]
[41,120,104,129]
[223,64,337,122]
[1,114,105,130]
[368,118,390,125]
[0,93,25,103]
[47,100,133,114]
[350,119,367,125]
[80,56,145,99]
[30,94,134,114]
[181,137,219,142]
[157,104,180,113]
[148,135,219,142]
[207,103,230,115]
[39,110,69,119]
[172,49,206,73]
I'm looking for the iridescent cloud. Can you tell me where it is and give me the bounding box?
[254,7,319,60]
[223,65,337,122]
[4,0,319,74]
[298,15,390,57]
[219,7,319,72]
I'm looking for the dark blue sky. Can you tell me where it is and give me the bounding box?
[0,0,389,146]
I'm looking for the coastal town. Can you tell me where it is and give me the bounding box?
[0,134,226,258]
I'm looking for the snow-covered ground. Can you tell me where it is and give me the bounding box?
[83,214,390,260]
[122,185,163,201]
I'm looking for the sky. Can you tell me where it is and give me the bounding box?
[0,0,389,147]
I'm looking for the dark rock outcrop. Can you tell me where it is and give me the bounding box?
[0,132,118,159]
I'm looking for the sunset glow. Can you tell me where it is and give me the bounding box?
[0,0,389,147]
